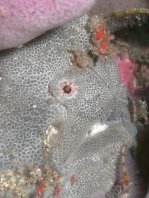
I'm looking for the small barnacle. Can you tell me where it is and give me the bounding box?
[43,125,58,152]
[68,50,95,68]
[43,118,64,153]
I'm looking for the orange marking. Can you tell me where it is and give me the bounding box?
[54,185,61,197]
[95,26,106,40]
[35,180,45,196]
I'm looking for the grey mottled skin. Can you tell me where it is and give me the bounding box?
[0,14,138,198]
[1,0,149,197]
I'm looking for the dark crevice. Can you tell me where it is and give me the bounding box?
[106,11,149,197]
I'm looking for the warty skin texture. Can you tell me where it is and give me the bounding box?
[0,14,137,198]
[1,1,149,198]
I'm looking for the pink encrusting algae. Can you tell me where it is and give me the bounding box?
[116,54,138,94]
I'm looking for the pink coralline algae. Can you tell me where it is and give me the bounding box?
[0,0,96,50]
[116,54,137,95]
[116,54,149,97]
